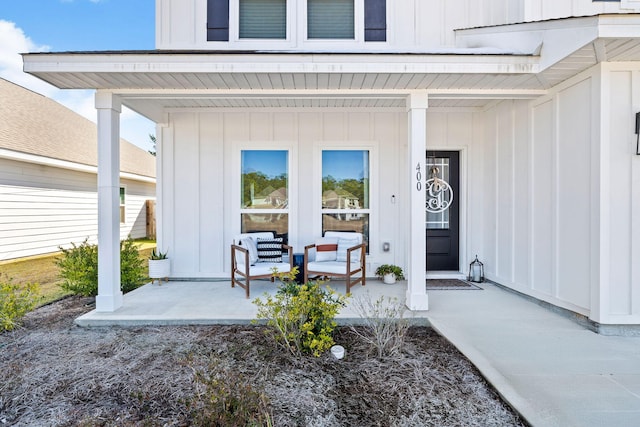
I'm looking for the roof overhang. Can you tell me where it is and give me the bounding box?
[21,14,640,121]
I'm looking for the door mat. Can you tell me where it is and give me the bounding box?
[427,279,482,290]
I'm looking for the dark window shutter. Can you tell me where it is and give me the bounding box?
[207,0,229,41]
[364,0,386,42]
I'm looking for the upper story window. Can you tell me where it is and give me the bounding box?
[239,0,286,39]
[207,0,385,43]
[308,0,354,39]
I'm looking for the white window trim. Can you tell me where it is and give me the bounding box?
[119,185,126,224]
[314,142,377,255]
[233,143,298,246]
[301,0,364,47]
[229,0,297,47]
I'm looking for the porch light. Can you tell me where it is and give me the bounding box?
[468,255,484,283]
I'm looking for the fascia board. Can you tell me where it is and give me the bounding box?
[22,52,540,78]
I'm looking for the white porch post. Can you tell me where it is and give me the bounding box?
[95,92,122,312]
[406,92,429,310]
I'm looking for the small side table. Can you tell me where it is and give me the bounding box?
[293,253,305,283]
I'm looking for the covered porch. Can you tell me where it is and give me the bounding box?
[75,278,423,326]
[22,15,640,323]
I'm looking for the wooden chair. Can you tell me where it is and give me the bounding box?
[231,232,292,298]
[304,231,366,294]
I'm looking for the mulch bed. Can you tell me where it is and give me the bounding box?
[0,296,527,426]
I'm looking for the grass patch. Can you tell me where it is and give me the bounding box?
[0,243,156,307]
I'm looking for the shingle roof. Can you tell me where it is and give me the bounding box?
[0,78,155,179]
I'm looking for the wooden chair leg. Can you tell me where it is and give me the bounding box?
[245,278,250,299]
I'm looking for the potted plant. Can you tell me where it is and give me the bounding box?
[149,249,170,285]
[375,264,405,284]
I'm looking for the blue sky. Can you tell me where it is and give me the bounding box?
[243,151,288,178]
[0,0,156,151]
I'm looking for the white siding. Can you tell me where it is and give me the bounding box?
[156,0,524,51]
[598,64,640,324]
[159,110,410,278]
[0,158,155,261]
[524,0,632,22]
[479,78,595,316]
[158,108,483,279]
[478,65,640,325]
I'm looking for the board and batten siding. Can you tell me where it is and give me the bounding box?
[524,0,632,22]
[0,158,155,261]
[480,81,595,318]
[159,110,414,278]
[157,108,483,280]
[479,64,640,325]
[598,63,640,324]
[156,0,523,50]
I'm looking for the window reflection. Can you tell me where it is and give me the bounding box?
[322,150,370,250]
[241,150,289,242]
[241,150,288,210]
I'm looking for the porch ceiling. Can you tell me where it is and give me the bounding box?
[21,33,640,121]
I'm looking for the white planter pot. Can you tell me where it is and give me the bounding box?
[383,273,396,284]
[149,259,170,283]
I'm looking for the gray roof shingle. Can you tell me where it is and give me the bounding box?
[0,77,155,179]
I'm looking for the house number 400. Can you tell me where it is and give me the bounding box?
[416,163,422,191]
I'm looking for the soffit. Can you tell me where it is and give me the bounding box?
[21,15,640,117]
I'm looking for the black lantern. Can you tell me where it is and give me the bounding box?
[468,255,484,283]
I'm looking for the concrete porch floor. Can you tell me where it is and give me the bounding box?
[76,279,640,427]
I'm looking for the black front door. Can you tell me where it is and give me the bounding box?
[426,151,459,271]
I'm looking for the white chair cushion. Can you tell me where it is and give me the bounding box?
[324,231,362,244]
[307,260,360,275]
[248,262,291,276]
[336,237,361,262]
[238,236,259,265]
[315,237,338,262]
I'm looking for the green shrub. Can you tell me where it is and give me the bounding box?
[56,239,98,296]
[254,268,348,357]
[120,237,146,293]
[56,237,146,296]
[0,281,40,332]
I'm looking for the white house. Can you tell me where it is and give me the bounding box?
[0,78,156,261]
[21,0,640,332]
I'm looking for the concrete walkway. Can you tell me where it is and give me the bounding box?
[77,280,640,427]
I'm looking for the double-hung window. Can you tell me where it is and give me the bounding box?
[119,187,126,224]
[321,150,370,250]
[241,150,289,242]
[207,0,287,41]
[208,0,385,42]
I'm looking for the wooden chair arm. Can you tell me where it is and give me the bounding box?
[346,243,366,264]
[304,244,316,263]
[231,244,250,272]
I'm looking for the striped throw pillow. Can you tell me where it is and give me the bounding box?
[256,237,283,263]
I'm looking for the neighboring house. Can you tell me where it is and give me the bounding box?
[0,78,156,261]
[22,0,640,332]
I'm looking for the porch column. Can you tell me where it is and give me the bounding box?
[95,92,122,312]
[406,92,429,310]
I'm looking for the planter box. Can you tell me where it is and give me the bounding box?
[149,258,170,284]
